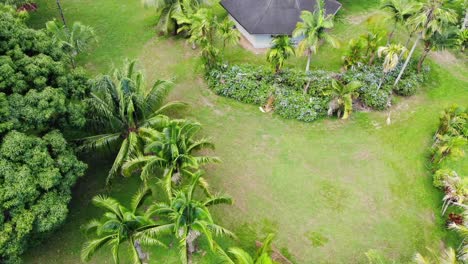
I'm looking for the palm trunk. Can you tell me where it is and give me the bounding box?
[305,50,311,72]
[186,229,200,264]
[133,240,148,264]
[368,51,376,65]
[56,0,67,27]
[387,23,397,45]
[417,41,431,73]
[394,34,420,87]
[378,72,386,90]
[463,8,468,30]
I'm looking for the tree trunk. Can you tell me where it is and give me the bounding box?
[303,79,311,95]
[56,0,67,27]
[368,51,376,65]
[387,23,397,45]
[305,50,311,72]
[463,8,468,30]
[394,35,420,87]
[417,41,431,73]
[378,73,386,90]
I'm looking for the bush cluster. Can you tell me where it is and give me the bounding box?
[207,63,425,122]
[0,8,88,263]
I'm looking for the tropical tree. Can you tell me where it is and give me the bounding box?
[381,0,418,43]
[293,0,340,72]
[123,120,220,197]
[414,247,460,264]
[449,219,468,262]
[266,35,295,73]
[441,175,468,214]
[455,28,468,51]
[395,0,458,84]
[81,188,169,263]
[342,38,366,70]
[218,18,241,49]
[435,105,467,139]
[361,14,387,65]
[431,134,467,164]
[143,0,208,35]
[80,61,185,185]
[149,172,234,264]
[327,80,362,120]
[218,234,277,264]
[377,43,407,89]
[46,20,97,68]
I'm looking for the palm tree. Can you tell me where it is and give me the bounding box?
[218,234,277,264]
[80,61,185,185]
[395,0,457,84]
[292,0,340,72]
[81,187,169,263]
[441,175,468,214]
[327,80,362,120]
[143,0,208,35]
[342,38,366,71]
[414,247,460,264]
[435,105,467,139]
[381,0,418,44]
[377,43,407,89]
[360,29,386,65]
[46,20,97,68]
[123,120,220,197]
[219,18,241,49]
[431,134,467,164]
[149,172,234,264]
[266,35,295,73]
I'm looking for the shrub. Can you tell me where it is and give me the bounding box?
[207,64,332,122]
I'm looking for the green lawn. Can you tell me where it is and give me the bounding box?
[24,0,468,263]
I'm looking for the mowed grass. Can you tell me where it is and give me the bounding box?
[24,0,468,263]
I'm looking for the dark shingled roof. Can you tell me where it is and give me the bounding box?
[221,0,342,35]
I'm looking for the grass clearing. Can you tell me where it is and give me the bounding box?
[24,0,468,263]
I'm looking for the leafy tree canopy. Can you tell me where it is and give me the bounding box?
[0,8,90,133]
[0,131,87,263]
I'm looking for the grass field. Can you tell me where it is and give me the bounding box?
[24,0,468,263]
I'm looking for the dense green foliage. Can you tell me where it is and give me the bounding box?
[0,8,89,263]
[207,62,425,121]
[0,10,89,132]
[0,131,86,263]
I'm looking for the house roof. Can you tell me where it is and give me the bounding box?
[220,0,342,35]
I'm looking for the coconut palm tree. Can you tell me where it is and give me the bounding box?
[292,0,340,72]
[267,35,295,73]
[395,0,458,85]
[377,43,407,89]
[123,120,220,197]
[414,247,460,264]
[80,61,185,185]
[327,80,362,120]
[81,187,169,264]
[149,172,234,264]
[381,0,418,44]
[218,234,277,264]
[45,20,97,68]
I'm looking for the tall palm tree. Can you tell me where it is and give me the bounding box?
[81,187,169,263]
[80,61,185,185]
[218,234,277,264]
[292,0,340,72]
[46,20,97,68]
[377,43,407,89]
[149,172,234,264]
[123,120,220,197]
[327,80,362,120]
[266,35,295,73]
[381,0,418,44]
[395,0,457,84]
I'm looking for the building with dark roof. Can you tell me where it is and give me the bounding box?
[221,0,342,48]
